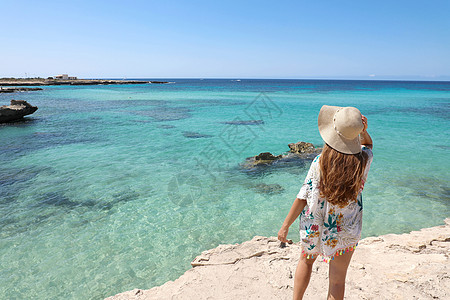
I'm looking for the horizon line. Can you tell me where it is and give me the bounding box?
[2,76,450,82]
[93,77,450,82]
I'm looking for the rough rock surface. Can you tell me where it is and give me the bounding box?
[241,141,322,169]
[253,152,282,164]
[106,219,450,300]
[0,100,38,123]
[288,141,317,154]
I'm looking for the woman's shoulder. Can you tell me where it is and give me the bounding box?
[306,154,321,179]
[313,153,321,163]
[309,154,321,171]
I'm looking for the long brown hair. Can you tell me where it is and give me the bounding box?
[319,143,368,206]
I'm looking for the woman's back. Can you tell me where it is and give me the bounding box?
[278,105,373,300]
[297,145,373,262]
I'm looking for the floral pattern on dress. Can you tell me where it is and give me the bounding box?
[297,146,373,261]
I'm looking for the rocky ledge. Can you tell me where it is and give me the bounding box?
[0,100,38,123]
[0,79,167,86]
[0,87,43,93]
[106,219,450,300]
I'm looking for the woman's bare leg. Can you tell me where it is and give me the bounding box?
[327,250,354,300]
[293,253,317,300]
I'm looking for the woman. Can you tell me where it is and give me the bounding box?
[278,105,373,300]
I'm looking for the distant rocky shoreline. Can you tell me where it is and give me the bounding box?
[0,87,43,93]
[0,78,168,86]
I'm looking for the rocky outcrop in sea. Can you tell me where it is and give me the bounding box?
[241,141,322,169]
[0,100,38,123]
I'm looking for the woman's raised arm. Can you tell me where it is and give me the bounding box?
[361,115,373,149]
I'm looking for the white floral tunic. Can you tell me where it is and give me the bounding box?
[297,146,373,262]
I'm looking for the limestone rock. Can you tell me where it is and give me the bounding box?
[254,152,282,164]
[105,219,450,300]
[288,141,317,154]
[0,100,38,123]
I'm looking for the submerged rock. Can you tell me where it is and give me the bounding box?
[157,124,176,129]
[183,131,213,139]
[222,120,264,125]
[135,106,192,121]
[248,183,285,195]
[0,100,38,123]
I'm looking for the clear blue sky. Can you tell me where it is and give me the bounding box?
[1,0,449,79]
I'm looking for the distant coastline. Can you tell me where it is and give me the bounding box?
[0,78,168,86]
[0,87,43,93]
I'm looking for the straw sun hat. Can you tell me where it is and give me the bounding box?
[318,105,364,154]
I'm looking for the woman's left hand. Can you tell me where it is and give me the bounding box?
[277,226,290,243]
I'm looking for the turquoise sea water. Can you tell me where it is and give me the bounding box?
[1,79,449,299]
